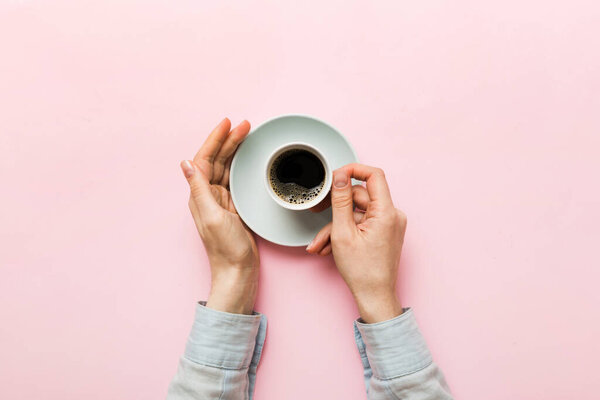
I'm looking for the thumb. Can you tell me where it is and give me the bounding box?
[180,160,219,214]
[330,168,356,234]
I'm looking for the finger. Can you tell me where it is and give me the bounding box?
[318,243,332,256]
[307,209,364,254]
[352,185,370,210]
[341,163,393,206]
[213,120,251,183]
[193,118,232,180]
[312,185,369,213]
[330,168,357,234]
[215,120,250,164]
[211,185,231,209]
[220,157,233,187]
[226,192,238,213]
[306,222,332,254]
[310,193,331,213]
[356,209,367,224]
[180,160,219,215]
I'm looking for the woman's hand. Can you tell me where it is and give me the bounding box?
[180,118,258,315]
[307,164,406,323]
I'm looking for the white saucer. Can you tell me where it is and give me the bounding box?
[230,115,358,247]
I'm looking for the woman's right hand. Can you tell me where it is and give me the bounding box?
[307,164,407,323]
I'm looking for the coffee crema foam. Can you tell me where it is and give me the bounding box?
[269,153,325,204]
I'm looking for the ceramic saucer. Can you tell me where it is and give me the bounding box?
[230,114,358,246]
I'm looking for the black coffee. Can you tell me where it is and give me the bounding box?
[269,149,326,204]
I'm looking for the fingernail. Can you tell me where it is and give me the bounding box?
[334,170,348,188]
[306,239,314,251]
[181,160,195,178]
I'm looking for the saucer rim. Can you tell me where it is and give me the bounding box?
[230,113,358,247]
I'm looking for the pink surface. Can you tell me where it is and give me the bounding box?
[1,1,599,399]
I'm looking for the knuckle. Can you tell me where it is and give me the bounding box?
[188,182,204,197]
[396,209,407,225]
[331,194,353,209]
[374,167,385,178]
[201,213,221,229]
[380,208,405,228]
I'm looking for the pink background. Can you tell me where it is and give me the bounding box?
[1,1,599,399]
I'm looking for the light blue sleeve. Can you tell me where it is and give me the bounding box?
[167,302,267,400]
[354,308,453,399]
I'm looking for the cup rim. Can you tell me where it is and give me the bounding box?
[264,142,332,211]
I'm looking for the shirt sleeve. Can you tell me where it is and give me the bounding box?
[354,308,453,399]
[166,302,267,400]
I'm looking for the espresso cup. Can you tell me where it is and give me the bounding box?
[264,142,332,211]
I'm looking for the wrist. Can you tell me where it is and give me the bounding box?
[354,291,403,324]
[206,267,258,315]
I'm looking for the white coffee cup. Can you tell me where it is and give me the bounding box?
[264,142,332,211]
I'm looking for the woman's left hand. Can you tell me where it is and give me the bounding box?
[180,118,258,315]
